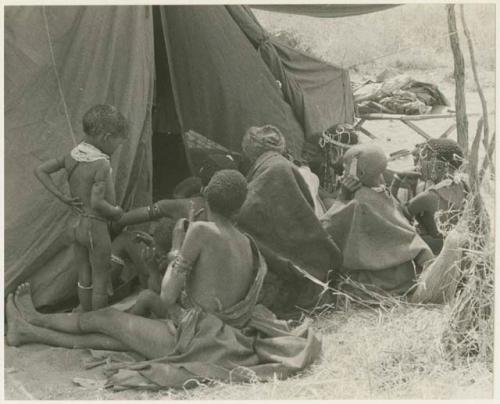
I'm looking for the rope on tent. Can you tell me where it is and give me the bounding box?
[42,6,77,146]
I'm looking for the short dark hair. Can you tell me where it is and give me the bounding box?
[82,104,128,138]
[205,169,248,216]
[152,218,175,252]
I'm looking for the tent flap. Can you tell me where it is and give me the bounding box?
[159,5,305,158]
[227,5,354,138]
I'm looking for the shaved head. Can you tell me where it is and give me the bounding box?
[344,144,387,187]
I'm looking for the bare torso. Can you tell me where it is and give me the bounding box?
[64,155,116,216]
[185,221,255,312]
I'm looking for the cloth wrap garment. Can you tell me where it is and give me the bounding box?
[103,236,322,390]
[321,186,433,295]
[237,151,342,318]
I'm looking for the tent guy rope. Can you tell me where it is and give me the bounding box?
[43,6,77,147]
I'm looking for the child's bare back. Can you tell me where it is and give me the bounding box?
[64,155,116,218]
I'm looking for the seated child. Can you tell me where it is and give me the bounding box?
[403,138,467,254]
[126,217,186,318]
[34,104,128,311]
[109,217,175,296]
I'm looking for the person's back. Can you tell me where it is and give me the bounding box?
[64,156,116,216]
[164,169,255,314]
[186,220,254,312]
[128,170,255,319]
[322,143,433,295]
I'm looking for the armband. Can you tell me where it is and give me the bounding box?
[170,254,193,277]
[147,203,162,220]
[111,254,125,266]
[167,249,180,262]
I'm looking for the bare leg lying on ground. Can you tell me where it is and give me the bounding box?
[10,283,177,359]
[410,228,465,304]
[6,294,127,351]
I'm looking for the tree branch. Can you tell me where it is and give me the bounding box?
[460,5,490,150]
[446,4,468,153]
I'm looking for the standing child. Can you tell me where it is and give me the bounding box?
[34,104,128,311]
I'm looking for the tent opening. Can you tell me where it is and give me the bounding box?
[151,6,191,201]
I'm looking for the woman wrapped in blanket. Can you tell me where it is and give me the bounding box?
[322,143,466,304]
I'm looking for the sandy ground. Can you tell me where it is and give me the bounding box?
[4,72,495,399]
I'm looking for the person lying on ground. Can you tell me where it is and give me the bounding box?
[112,153,237,230]
[402,138,467,254]
[34,104,128,311]
[6,169,321,390]
[237,125,342,317]
[321,143,466,303]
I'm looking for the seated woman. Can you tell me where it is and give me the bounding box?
[237,125,342,317]
[321,143,434,295]
[321,143,465,302]
[6,170,321,390]
[403,138,467,254]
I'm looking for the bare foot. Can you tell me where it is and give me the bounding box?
[14,283,40,325]
[6,294,33,347]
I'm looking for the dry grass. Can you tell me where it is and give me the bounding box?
[256,4,496,73]
[441,182,494,372]
[144,304,491,400]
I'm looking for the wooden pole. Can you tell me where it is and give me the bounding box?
[460,5,490,150]
[469,117,483,183]
[446,5,468,153]
[480,131,496,181]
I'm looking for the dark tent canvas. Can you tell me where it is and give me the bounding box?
[5,5,357,308]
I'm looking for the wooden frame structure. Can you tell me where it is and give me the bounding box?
[354,112,460,141]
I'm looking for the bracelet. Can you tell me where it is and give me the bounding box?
[147,203,162,220]
[168,250,180,261]
[170,254,193,277]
